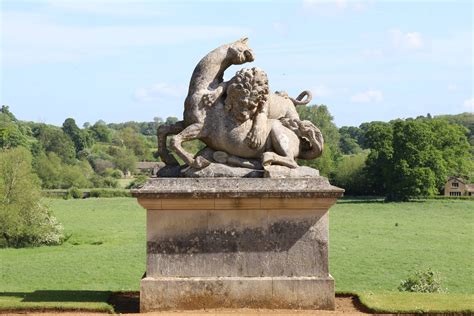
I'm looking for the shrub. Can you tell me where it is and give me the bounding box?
[68,187,82,199]
[0,147,64,248]
[90,175,119,188]
[126,175,148,189]
[398,268,446,293]
[89,189,131,198]
[102,168,123,179]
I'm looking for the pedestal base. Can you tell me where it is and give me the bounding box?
[132,178,343,312]
[140,276,335,311]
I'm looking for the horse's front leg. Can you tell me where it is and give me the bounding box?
[170,123,210,169]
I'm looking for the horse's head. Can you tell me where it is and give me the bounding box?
[226,37,255,65]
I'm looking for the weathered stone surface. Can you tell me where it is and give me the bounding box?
[182,163,263,178]
[264,165,320,178]
[132,177,344,199]
[140,276,334,311]
[156,38,324,173]
[145,209,328,278]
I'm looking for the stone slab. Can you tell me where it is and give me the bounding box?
[140,276,335,312]
[131,177,344,199]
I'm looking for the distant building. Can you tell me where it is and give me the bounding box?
[444,176,474,197]
[136,161,165,177]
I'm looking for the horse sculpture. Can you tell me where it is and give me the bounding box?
[157,37,254,167]
[157,38,324,170]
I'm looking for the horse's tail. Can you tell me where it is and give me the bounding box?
[289,90,312,106]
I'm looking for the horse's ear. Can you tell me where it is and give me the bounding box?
[239,37,248,44]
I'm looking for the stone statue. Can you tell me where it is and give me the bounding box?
[157,38,324,177]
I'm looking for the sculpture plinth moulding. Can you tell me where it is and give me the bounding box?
[132,38,344,312]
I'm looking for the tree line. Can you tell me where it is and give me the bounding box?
[297,106,473,201]
[1,104,473,200]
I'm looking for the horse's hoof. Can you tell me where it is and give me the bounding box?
[192,156,211,169]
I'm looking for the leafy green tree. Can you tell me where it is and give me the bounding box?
[62,118,94,155]
[0,106,28,149]
[332,152,368,195]
[388,120,443,200]
[364,122,393,195]
[33,125,76,163]
[165,116,179,125]
[110,147,137,174]
[0,147,64,247]
[0,123,28,149]
[114,127,151,160]
[33,152,64,189]
[33,152,92,189]
[339,126,363,154]
[90,121,112,143]
[0,105,17,121]
[429,119,473,185]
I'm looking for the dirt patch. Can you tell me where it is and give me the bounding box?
[3,294,371,315]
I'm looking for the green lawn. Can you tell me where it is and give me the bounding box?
[1,198,473,312]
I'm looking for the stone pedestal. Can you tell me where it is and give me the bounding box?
[132,177,343,312]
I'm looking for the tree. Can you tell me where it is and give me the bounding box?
[114,127,151,160]
[0,147,64,247]
[33,124,76,163]
[165,116,179,125]
[0,105,17,121]
[364,122,393,195]
[387,120,443,200]
[0,106,28,149]
[62,118,94,155]
[332,152,368,195]
[90,121,112,143]
[339,126,363,154]
[110,147,137,174]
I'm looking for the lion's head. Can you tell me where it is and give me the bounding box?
[225,67,269,123]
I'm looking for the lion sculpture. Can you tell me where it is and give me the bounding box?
[156,39,324,171]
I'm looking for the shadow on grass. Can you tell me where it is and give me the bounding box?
[0,290,139,313]
[0,290,111,302]
[338,196,430,204]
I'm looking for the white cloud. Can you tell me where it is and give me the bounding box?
[447,84,458,91]
[1,12,251,65]
[351,90,383,103]
[390,29,424,50]
[463,98,474,112]
[312,85,332,97]
[134,83,186,103]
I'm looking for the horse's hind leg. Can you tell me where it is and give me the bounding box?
[170,123,209,168]
[157,121,185,165]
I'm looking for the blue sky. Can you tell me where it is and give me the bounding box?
[1,0,473,127]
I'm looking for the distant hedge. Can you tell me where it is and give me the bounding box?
[89,189,131,198]
[42,189,131,199]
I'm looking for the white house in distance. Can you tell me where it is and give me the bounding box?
[444,176,474,197]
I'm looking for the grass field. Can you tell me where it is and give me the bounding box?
[1,198,473,312]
